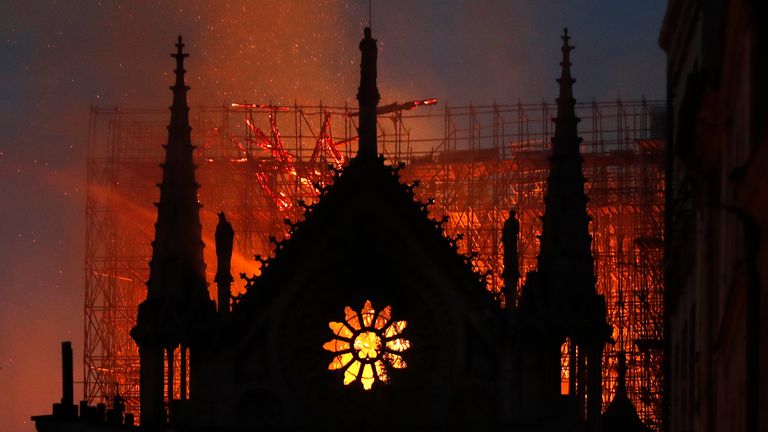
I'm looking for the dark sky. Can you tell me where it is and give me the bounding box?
[0,1,666,430]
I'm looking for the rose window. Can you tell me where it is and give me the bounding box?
[323,300,410,390]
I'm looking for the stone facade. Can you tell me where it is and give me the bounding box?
[660,1,768,431]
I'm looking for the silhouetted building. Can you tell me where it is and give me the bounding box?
[660,1,768,431]
[34,27,648,431]
[32,342,135,430]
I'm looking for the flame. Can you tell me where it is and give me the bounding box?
[231,102,290,112]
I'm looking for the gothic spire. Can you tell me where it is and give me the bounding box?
[530,28,609,348]
[170,35,190,133]
[553,27,580,157]
[134,35,211,344]
[356,27,380,160]
[148,34,206,304]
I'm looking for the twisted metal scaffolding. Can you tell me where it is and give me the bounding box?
[85,99,664,429]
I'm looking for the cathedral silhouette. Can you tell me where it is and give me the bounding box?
[33,28,647,432]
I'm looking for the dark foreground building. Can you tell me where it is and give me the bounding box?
[34,28,646,431]
[660,0,768,432]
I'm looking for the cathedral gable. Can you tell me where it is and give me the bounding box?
[226,157,500,427]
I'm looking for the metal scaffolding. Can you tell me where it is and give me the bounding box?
[85,99,664,429]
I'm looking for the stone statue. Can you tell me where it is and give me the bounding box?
[215,212,234,314]
[501,210,521,305]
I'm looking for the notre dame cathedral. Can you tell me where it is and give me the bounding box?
[33,27,648,432]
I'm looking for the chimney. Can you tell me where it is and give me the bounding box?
[61,341,73,407]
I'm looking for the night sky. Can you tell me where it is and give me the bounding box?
[0,1,665,430]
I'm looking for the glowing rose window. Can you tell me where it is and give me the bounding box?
[323,300,410,390]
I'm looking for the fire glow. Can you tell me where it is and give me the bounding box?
[324,300,410,390]
[85,99,664,428]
